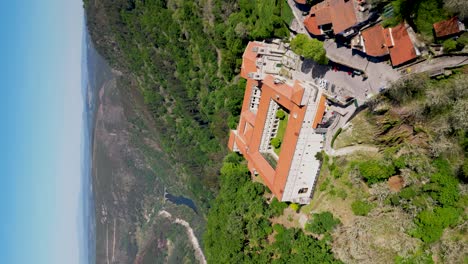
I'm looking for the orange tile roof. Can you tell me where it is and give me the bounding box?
[262,75,294,100]
[316,7,332,26]
[312,95,327,128]
[304,14,322,36]
[311,0,330,13]
[273,100,306,199]
[383,27,394,48]
[361,24,389,57]
[291,81,305,106]
[250,152,276,188]
[244,123,254,143]
[242,110,256,125]
[294,0,307,4]
[433,17,462,38]
[386,23,417,67]
[241,42,264,78]
[329,0,357,34]
[231,41,327,201]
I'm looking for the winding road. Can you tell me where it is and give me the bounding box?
[158,210,207,264]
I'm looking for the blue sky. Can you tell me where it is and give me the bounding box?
[0,1,85,263]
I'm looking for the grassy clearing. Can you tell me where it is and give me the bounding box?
[334,110,378,149]
[280,0,295,25]
[301,152,377,224]
[274,114,288,155]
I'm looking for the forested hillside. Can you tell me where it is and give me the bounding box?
[204,153,341,263]
[86,0,293,199]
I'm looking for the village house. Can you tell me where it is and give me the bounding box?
[351,23,420,67]
[433,17,466,39]
[304,0,372,37]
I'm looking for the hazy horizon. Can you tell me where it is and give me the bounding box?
[0,1,87,263]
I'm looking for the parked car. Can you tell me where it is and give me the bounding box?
[353,70,363,75]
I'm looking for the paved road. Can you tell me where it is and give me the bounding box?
[324,39,400,93]
[403,56,468,75]
[323,103,357,154]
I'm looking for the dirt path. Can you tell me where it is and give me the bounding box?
[329,145,379,156]
[158,210,207,264]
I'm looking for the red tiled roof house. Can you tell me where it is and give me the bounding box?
[433,17,465,39]
[352,23,419,67]
[304,0,370,36]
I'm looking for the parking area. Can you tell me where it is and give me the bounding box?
[323,66,370,104]
[292,58,378,104]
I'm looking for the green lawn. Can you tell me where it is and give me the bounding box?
[280,0,295,26]
[274,114,289,155]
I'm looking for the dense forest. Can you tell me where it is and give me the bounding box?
[204,153,341,263]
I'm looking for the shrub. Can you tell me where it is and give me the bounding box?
[457,32,468,48]
[315,151,324,161]
[393,156,406,169]
[389,195,401,206]
[331,128,342,148]
[413,206,461,243]
[400,186,418,200]
[271,137,281,148]
[443,39,457,53]
[276,109,286,120]
[351,200,374,216]
[358,160,396,184]
[305,211,341,234]
[463,159,468,180]
[289,203,300,212]
[429,159,460,206]
[337,189,347,200]
[319,178,330,191]
[273,224,284,234]
[223,152,243,164]
[331,164,342,179]
[270,197,288,217]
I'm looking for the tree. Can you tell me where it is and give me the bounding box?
[452,99,468,131]
[413,206,461,243]
[290,34,328,64]
[463,159,468,180]
[290,34,308,53]
[271,137,281,148]
[276,109,286,120]
[289,203,300,212]
[358,160,396,184]
[444,0,468,20]
[305,211,341,234]
[443,39,457,53]
[270,197,288,216]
